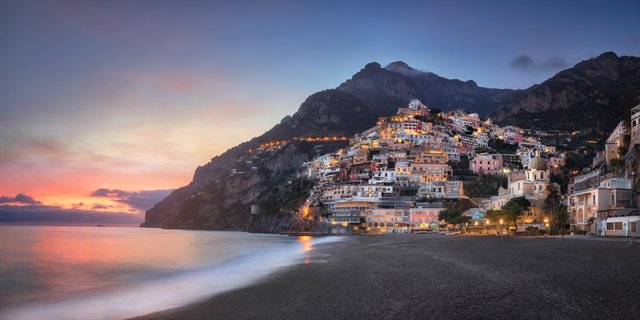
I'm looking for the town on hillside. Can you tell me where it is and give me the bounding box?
[283,100,640,237]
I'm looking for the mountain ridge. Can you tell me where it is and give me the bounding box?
[492,52,640,131]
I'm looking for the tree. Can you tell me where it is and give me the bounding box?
[484,209,504,222]
[464,174,507,198]
[543,187,567,229]
[484,209,505,233]
[438,208,470,227]
[501,197,531,232]
[553,204,569,230]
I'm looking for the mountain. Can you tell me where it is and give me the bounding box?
[142,61,516,230]
[492,52,640,132]
[338,62,514,117]
[142,53,640,230]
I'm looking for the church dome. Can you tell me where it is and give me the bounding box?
[528,150,548,170]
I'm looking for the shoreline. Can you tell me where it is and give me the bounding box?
[135,234,640,319]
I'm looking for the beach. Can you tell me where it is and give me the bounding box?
[137,234,640,319]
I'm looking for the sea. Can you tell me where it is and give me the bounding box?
[0,225,342,320]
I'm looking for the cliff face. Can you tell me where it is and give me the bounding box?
[492,52,640,133]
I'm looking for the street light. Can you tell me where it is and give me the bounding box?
[544,217,550,236]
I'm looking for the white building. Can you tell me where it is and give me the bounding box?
[488,150,551,227]
[568,178,633,231]
[368,170,396,184]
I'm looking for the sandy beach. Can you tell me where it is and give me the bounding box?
[137,234,640,320]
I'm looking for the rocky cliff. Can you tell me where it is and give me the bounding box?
[492,52,640,133]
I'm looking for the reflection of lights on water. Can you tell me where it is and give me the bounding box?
[298,236,313,251]
[298,236,313,263]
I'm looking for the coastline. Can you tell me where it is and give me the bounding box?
[135,234,640,319]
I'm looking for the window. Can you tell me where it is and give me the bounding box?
[615,222,623,230]
[611,194,615,204]
[607,222,614,230]
[632,223,637,233]
[593,195,596,204]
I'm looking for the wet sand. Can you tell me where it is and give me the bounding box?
[136,234,640,319]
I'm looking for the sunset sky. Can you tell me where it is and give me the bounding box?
[1,0,639,222]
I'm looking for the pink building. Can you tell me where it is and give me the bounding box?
[409,208,443,224]
[470,154,503,175]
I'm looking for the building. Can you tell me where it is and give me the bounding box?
[596,209,640,237]
[567,178,633,231]
[631,104,640,148]
[604,121,627,164]
[409,207,444,227]
[410,162,452,181]
[470,154,503,175]
[488,149,551,228]
[368,170,396,184]
[364,208,411,233]
[418,181,464,199]
[328,199,379,226]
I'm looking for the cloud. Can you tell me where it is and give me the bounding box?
[0,204,142,225]
[510,55,569,73]
[0,193,41,205]
[510,55,536,70]
[90,188,173,211]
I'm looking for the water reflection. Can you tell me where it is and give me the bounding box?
[0,226,345,320]
[298,236,313,264]
[0,226,292,308]
[24,226,200,300]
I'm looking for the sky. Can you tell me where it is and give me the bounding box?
[1,0,639,223]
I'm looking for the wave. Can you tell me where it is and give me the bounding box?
[0,236,344,320]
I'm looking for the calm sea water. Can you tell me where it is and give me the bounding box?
[0,226,341,320]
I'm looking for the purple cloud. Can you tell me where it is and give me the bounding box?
[0,204,142,225]
[0,193,41,205]
[90,188,173,211]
